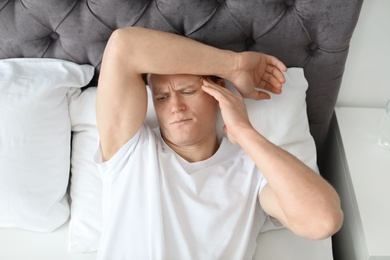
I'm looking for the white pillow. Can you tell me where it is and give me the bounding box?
[68,87,102,252]
[67,67,317,252]
[243,68,318,172]
[0,58,94,232]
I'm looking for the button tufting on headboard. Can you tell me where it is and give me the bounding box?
[50,32,60,40]
[308,42,318,51]
[155,0,219,35]
[0,0,364,166]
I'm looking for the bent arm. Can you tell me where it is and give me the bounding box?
[97,27,237,161]
[201,79,343,240]
[248,131,343,240]
[97,27,286,161]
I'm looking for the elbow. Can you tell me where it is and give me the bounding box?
[323,208,344,239]
[105,28,130,55]
[305,208,344,240]
[107,27,144,52]
[102,28,140,73]
[102,29,127,66]
[301,186,344,240]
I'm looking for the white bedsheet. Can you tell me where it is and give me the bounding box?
[0,221,333,260]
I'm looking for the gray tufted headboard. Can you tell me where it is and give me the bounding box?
[0,0,363,170]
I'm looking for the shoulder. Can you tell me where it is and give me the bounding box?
[96,125,159,165]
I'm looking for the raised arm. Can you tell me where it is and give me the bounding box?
[97,27,286,161]
[97,27,235,161]
[201,78,343,240]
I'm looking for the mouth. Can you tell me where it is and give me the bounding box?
[170,118,192,125]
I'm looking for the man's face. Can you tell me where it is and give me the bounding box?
[149,74,220,147]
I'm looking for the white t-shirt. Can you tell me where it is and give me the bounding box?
[95,125,268,260]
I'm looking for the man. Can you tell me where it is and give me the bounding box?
[95,27,343,259]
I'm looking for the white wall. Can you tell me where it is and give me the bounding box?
[337,0,390,108]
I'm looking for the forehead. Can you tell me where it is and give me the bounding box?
[148,74,202,92]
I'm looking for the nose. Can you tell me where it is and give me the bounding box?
[170,94,185,113]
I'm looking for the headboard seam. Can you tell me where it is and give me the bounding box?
[222,4,249,39]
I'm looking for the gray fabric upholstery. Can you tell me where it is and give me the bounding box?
[0,0,363,167]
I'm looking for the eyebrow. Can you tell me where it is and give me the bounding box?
[152,82,199,96]
[175,82,197,91]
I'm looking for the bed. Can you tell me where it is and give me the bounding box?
[0,0,364,259]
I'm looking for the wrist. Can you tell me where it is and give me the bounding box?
[241,126,273,148]
[231,124,262,146]
[219,51,240,81]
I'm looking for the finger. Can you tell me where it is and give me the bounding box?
[202,78,224,92]
[266,65,286,84]
[201,79,232,101]
[203,78,269,101]
[243,90,270,100]
[265,54,287,72]
[257,72,283,94]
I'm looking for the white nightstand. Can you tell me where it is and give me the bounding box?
[324,107,390,260]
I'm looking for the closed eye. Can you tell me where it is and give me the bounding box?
[181,90,196,95]
[155,95,169,102]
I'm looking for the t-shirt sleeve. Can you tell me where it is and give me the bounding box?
[258,175,285,232]
[259,175,268,193]
[94,125,147,174]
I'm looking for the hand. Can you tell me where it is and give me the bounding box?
[229,52,287,100]
[202,78,253,144]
